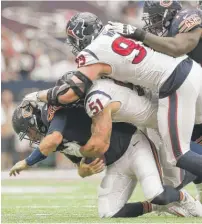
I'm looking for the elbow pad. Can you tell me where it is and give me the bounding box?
[47,71,93,105]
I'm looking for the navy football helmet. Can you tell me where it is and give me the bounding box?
[66,12,103,55]
[142,0,182,35]
[12,100,47,145]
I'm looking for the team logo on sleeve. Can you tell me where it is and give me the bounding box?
[179,14,201,33]
[75,54,86,67]
[160,0,173,8]
[47,105,62,122]
[67,19,85,40]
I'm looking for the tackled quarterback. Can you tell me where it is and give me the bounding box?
[9,0,202,219]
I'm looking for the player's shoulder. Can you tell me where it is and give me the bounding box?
[170,8,202,35]
[84,79,114,117]
[76,27,119,68]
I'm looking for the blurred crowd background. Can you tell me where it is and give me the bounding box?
[1,1,199,170]
[1,1,145,170]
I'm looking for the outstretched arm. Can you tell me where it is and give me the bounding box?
[9,131,63,176]
[58,64,103,104]
[143,28,202,57]
[36,64,106,106]
[108,21,202,57]
[9,109,67,176]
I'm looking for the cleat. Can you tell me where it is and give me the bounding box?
[179,190,202,217]
[154,203,191,217]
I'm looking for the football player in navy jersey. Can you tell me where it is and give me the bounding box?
[110,0,202,60]
[109,0,202,201]
[9,96,202,217]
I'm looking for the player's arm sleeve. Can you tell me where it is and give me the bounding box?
[38,109,67,156]
[177,13,202,33]
[143,28,201,57]
[76,49,99,68]
[84,91,112,118]
[47,109,68,135]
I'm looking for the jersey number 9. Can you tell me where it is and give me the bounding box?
[112,36,147,64]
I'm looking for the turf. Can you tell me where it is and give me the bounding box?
[2,171,202,223]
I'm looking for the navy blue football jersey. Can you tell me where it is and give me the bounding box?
[41,105,137,166]
[168,8,202,65]
[168,9,202,144]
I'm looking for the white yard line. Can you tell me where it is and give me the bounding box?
[3,223,200,224]
[3,205,96,208]
[2,169,104,180]
[1,186,79,193]
[2,195,95,199]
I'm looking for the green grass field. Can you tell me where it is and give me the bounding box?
[2,170,202,223]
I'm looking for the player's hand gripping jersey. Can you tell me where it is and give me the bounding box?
[168,8,202,65]
[76,26,187,91]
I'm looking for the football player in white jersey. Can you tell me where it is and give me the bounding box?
[109,0,202,202]
[82,76,202,216]
[36,12,202,180]
[13,90,202,217]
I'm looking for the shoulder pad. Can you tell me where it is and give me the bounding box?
[85,90,112,117]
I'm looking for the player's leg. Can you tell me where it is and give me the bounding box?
[192,123,202,203]
[98,138,181,218]
[129,130,181,204]
[129,130,202,216]
[192,82,202,154]
[195,81,202,125]
[98,163,153,218]
[158,66,202,178]
[158,133,202,203]
[146,128,189,188]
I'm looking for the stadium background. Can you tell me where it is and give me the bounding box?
[1,1,201,223]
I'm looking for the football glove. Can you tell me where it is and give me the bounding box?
[108,21,137,36]
[23,91,40,103]
[61,141,83,157]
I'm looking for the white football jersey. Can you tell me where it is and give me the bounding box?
[76,26,187,91]
[85,78,158,129]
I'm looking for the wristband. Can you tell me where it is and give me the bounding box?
[131,28,146,42]
[25,147,47,166]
